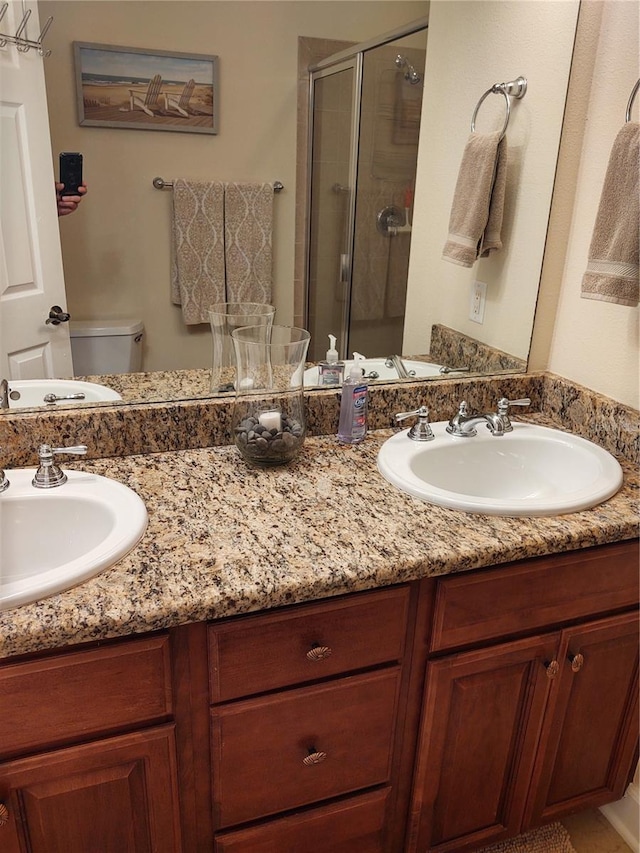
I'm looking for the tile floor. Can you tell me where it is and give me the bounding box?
[561,810,635,853]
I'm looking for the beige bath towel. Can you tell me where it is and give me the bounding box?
[581,122,639,307]
[443,131,507,267]
[224,182,273,303]
[171,179,225,324]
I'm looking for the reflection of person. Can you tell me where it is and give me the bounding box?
[56,182,87,217]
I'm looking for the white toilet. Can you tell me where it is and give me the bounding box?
[69,319,144,375]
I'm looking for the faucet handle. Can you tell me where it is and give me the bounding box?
[32,443,88,489]
[496,397,531,431]
[395,405,435,441]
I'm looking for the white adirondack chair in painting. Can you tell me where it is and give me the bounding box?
[163,78,196,117]
[127,74,163,116]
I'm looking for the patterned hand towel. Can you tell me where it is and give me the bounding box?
[581,121,639,307]
[443,130,507,267]
[171,179,225,324]
[224,182,273,304]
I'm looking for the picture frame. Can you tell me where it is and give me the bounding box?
[73,42,219,135]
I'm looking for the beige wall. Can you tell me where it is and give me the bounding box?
[40,0,426,372]
[404,0,579,363]
[530,0,639,410]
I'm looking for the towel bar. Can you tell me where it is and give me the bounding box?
[471,76,527,141]
[626,78,640,122]
[153,177,284,192]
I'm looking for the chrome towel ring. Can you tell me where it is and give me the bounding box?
[471,76,527,141]
[626,78,640,122]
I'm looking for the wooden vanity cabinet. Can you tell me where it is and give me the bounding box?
[207,586,416,851]
[0,540,636,853]
[0,634,183,853]
[407,540,639,853]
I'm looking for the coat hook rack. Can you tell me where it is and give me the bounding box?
[0,3,54,57]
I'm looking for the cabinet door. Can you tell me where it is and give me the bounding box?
[0,725,182,853]
[524,610,639,827]
[408,633,559,853]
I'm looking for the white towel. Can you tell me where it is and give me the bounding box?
[223,182,273,303]
[442,131,507,267]
[171,179,225,325]
[581,122,639,307]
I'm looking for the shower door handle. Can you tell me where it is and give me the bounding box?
[339,253,351,283]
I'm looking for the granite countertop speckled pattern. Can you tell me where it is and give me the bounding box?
[1,422,637,661]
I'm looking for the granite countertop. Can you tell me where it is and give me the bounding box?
[1,423,637,661]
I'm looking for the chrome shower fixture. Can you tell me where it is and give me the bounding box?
[395,54,421,85]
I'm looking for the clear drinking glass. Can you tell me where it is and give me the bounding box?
[208,302,275,393]
[231,325,311,466]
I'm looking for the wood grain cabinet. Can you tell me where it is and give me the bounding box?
[0,541,637,853]
[0,635,183,853]
[407,541,639,853]
[208,587,414,851]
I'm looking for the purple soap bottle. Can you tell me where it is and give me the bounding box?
[337,353,368,444]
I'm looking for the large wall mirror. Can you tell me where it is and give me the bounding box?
[3,0,579,412]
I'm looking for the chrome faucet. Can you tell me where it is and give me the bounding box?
[0,466,8,492]
[32,443,88,488]
[1,378,8,409]
[446,401,504,437]
[395,405,434,441]
[446,397,531,437]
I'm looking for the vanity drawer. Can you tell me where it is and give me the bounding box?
[208,586,409,702]
[430,541,640,652]
[211,667,400,828]
[0,635,173,758]
[214,787,390,853]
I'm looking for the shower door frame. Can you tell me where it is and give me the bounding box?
[304,16,429,361]
[305,56,362,362]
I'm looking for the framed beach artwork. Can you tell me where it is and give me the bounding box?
[73,42,219,134]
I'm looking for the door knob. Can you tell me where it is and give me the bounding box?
[568,653,584,672]
[45,305,71,325]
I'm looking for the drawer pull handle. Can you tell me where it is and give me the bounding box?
[544,660,559,679]
[569,653,584,673]
[0,803,9,827]
[303,749,327,766]
[306,645,332,662]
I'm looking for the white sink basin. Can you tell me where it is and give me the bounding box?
[377,421,624,516]
[0,469,148,610]
[304,358,442,387]
[7,379,122,408]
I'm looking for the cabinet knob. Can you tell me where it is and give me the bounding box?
[569,653,584,673]
[0,803,9,827]
[306,645,332,662]
[303,749,328,766]
[544,660,560,679]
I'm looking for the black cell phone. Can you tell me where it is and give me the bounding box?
[59,152,83,195]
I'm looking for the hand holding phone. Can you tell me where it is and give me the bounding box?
[59,152,83,196]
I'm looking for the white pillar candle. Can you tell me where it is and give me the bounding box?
[259,410,282,432]
[236,377,255,391]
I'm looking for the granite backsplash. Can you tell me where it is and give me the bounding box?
[0,371,637,468]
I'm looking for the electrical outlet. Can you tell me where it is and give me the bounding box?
[469,280,487,323]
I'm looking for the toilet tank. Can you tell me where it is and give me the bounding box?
[69,319,144,375]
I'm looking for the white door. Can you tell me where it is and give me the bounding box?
[0,0,72,379]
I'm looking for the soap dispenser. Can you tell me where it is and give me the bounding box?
[318,334,345,386]
[337,353,368,444]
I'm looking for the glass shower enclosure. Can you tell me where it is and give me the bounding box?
[305,20,428,362]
